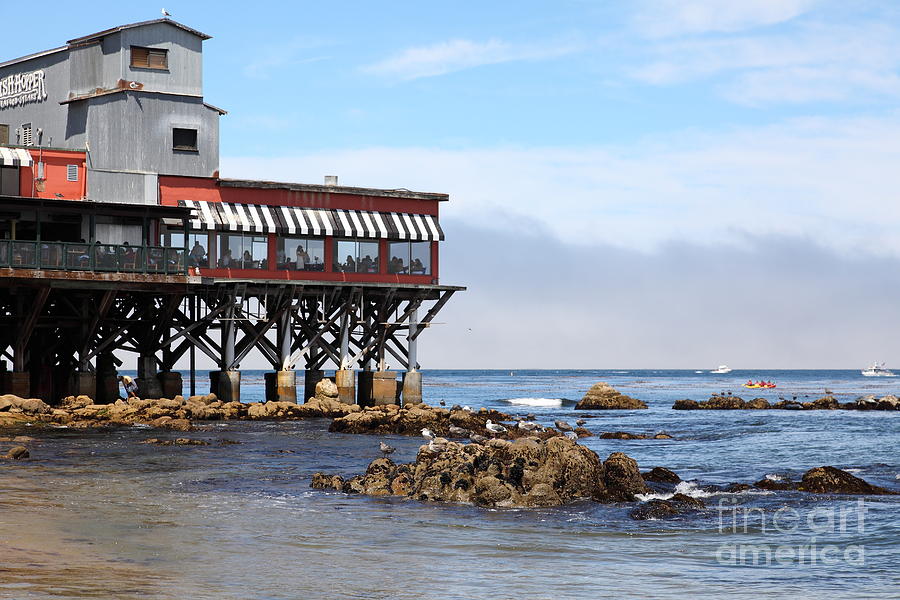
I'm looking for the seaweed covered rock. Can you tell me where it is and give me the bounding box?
[642,467,681,484]
[576,383,647,410]
[798,466,896,495]
[311,437,652,508]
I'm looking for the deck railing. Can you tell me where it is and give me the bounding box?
[0,241,187,275]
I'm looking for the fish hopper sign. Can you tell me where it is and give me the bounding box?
[0,69,48,109]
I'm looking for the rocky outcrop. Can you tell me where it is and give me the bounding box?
[4,445,29,460]
[630,494,705,520]
[314,378,340,402]
[600,431,673,440]
[312,437,651,508]
[642,467,681,484]
[141,437,209,446]
[576,383,647,410]
[673,394,900,411]
[0,394,52,415]
[247,397,359,420]
[329,404,559,440]
[798,467,896,495]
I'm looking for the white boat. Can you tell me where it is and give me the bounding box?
[710,365,733,374]
[861,362,896,377]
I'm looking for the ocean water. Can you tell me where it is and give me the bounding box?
[1,370,898,599]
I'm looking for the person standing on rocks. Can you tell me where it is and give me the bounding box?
[119,375,139,399]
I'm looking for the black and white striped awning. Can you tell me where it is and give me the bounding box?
[176,201,443,241]
[0,147,33,167]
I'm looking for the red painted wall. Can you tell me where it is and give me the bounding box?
[19,149,87,200]
[159,175,441,216]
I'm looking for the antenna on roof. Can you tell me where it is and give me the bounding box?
[161,8,171,17]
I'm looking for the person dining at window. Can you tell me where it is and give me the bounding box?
[242,250,253,268]
[189,240,206,267]
[218,248,233,268]
[410,258,425,274]
[296,245,309,270]
[343,254,355,272]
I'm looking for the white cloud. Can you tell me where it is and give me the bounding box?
[361,38,579,81]
[221,114,900,257]
[633,0,818,38]
[630,21,900,104]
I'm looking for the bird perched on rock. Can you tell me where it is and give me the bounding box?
[575,419,586,426]
[448,425,470,438]
[469,433,488,444]
[450,404,463,412]
[427,437,449,453]
[564,431,579,441]
[517,420,540,431]
[379,441,395,456]
[526,413,536,420]
[421,428,436,441]
[485,420,507,435]
[555,420,573,432]
[439,400,446,406]
[462,405,472,412]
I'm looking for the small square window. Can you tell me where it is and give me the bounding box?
[0,124,8,145]
[21,123,32,147]
[131,46,168,70]
[67,165,79,182]
[173,128,198,152]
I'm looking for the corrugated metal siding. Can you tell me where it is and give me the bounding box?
[120,23,203,97]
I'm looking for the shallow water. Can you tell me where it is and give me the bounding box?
[1,370,898,599]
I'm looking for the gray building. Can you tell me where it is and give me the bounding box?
[0,18,223,204]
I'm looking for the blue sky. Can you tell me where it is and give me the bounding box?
[6,1,900,367]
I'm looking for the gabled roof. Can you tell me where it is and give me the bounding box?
[67,18,211,45]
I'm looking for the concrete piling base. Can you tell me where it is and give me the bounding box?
[157,371,183,399]
[97,372,120,404]
[372,371,400,406]
[71,372,96,399]
[136,356,163,399]
[357,371,374,407]
[265,370,297,403]
[335,369,356,404]
[9,372,30,398]
[210,370,241,403]
[303,369,324,403]
[402,371,422,406]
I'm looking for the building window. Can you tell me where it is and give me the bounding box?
[173,128,198,152]
[164,229,210,267]
[388,241,430,275]
[218,233,267,269]
[276,236,324,271]
[0,166,18,196]
[20,123,32,147]
[333,239,380,273]
[66,165,79,182]
[0,124,8,145]
[131,46,168,70]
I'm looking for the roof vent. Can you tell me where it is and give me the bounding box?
[324,175,338,187]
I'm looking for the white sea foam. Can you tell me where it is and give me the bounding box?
[636,481,715,502]
[503,397,563,407]
[845,468,863,473]
[765,474,783,481]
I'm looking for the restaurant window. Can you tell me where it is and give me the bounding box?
[218,233,267,269]
[333,239,380,273]
[164,229,210,267]
[388,241,430,275]
[276,236,324,271]
[173,128,198,152]
[131,46,168,70]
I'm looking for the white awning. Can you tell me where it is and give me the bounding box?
[175,200,443,241]
[0,147,32,167]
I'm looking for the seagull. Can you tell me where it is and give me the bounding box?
[421,428,436,441]
[379,441,395,456]
[564,431,579,441]
[462,405,472,412]
[439,400,446,406]
[469,433,488,444]
[555,420,573,432]
[427,437,448,453]
[450,404,463,412]
[161,8,171,17]
[517,421,540,431]
[448,425,469,438]
[575,419,586,426]
[485,420,507,435]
